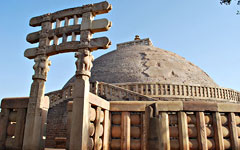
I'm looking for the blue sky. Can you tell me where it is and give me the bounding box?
[0,0,240,101]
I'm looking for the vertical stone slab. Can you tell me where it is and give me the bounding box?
[141,113,147,150]
[94,107,101,150]
[158,112,170,150]
[178,112,189,150]
[121,112,130,150]
[196,112,207,150]
[93,81,99,95]
[228,113,239,150]
[212,112,224,150]
[143,106,153,149]
[140,84,144,95]
[150,84,154,95]
[40,97,49,149]
[0,108,10,149]
[103,110,110,150]
[155,84,159,96]
[14,108,27,149]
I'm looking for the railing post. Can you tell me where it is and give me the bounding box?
[178,112,189,150]
[94,81,99,95]
[94,107,102,150]
[121,112,131,150]
[0,108,10,149]
[155,84,159,96]
[196,112,207,150]
[145,84,149,95]
[14,109,27,149]
[140,84,144,95]
[158,112,170,150]
[228,113,239,149]
[150,84,154,95]
[169,85,173,95]
[212,112,224,150]
[103,110,110,150]
[182,85,188,96]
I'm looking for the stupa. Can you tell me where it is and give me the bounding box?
[43,36,240,150]
[0,1,240,150]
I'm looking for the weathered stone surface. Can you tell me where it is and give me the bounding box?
[1,97,29,109]
[27,19,111,44]
[29,1,112,27]
[64,38,218,88]
[25,37,111,59]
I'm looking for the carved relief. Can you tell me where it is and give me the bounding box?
[75,49,94,76]
[33,55,51,80]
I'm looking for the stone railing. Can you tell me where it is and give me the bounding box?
[114,82,240,102]
[47,82,156,107]
[91,82,156,101]
[0,97,49,149]
[66,93,110,149]
[146,101,240,150]
[117,38,153,50]
[0,98,29,149]
[46,82,240,107]
[46,84,73,107]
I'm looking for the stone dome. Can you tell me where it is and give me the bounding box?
[64,37,218,88]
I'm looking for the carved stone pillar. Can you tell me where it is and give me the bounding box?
[23,20,51,150]
[70,12,94,150]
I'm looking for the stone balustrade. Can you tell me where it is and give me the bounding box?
[66,93,110,150]
[47,84,73,107]
[47,82,155,107]
[0,97,49,149]
[92,82,156,101]
[46,82,240,107]
[116,38,153,50]
[115,82,240,102]
[0,98,29,149]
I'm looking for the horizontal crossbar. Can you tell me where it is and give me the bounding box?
[27,19,111,44]
[30,1,112,27]
[24,37,111,59]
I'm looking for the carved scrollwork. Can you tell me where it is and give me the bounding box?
[75,49,94,77]
[33,55,51,80]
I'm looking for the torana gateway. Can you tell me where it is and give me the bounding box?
[0,1,240,150]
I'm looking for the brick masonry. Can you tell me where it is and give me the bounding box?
[45,100,70,148]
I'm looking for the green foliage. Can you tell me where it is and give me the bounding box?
[220,0,240,15]
[220,0,240,5]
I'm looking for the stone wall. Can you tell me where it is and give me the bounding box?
[45,100,70,148]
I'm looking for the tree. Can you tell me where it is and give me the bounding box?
[220,0,240,5]
[220,0,240,14]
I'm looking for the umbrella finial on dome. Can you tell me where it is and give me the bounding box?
[134,35,140,40]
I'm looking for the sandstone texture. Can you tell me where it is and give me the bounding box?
[64,38,218,88]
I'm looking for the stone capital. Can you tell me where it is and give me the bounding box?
[32,55,51,81]
[75,49,94,77]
